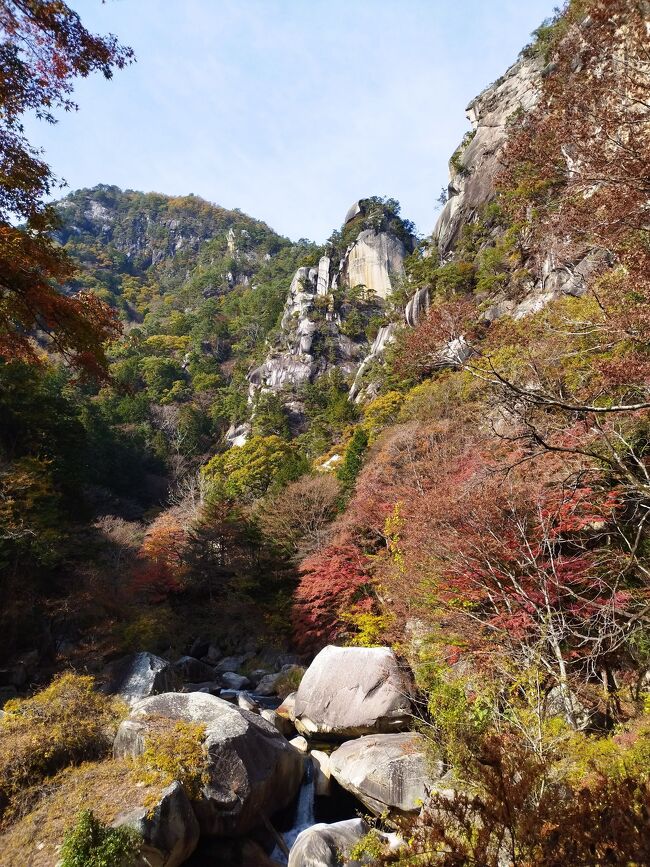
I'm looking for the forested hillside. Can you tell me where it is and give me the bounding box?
[1,1,649,865]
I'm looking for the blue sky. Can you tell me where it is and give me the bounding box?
[26,0,558,242]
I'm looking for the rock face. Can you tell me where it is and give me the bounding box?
[115,781,200,867]
[288,818,370,867]
[103,652,177,705]
[435,55,542,256]
[404,287,430,328]
[113,692,304,836]
[293,646,411,738]
[349,323,397,402]
[342,229,406,299]
[330,733,441,815]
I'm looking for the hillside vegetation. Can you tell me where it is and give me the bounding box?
[1,0,649,864]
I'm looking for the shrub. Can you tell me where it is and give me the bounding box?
[0,673,126,821]
[136,718,208,801]
[60,809,141,867]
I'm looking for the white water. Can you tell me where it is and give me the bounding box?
[272,760,315,864]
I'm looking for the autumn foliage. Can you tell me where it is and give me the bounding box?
[293,543,375,652]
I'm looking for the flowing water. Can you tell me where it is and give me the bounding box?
[272,761,315,864]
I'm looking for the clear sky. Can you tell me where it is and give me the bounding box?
[26,0,558,242]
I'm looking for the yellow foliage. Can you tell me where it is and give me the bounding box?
[135,717,208,801]
[0,673,127,823]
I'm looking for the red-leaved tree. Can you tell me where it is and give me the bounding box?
[293,543,374,653]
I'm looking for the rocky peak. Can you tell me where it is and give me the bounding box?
[434,55,543,256]
[247,199,414,418]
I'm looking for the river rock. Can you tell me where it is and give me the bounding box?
[330,732,441,814]
[173,655,216,683]
[215,654,249,673]
[221,671,250,690]
[260,708,295,739]
[103,652,178,705]
[293,646,411,737]
[310,749,332,797]
[114,781,200,867]
[113,692,304,836]
[288,818,370,867]
[277,691,297,722]
[254,672,282,696]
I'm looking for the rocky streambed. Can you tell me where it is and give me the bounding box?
[100,644,447,866]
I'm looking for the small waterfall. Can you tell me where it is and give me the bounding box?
[272,760,315,863]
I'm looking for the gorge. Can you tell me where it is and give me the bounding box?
[1,1,649,865]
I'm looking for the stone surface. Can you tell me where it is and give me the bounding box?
[114,692,304,836]
[434,55,543,256]
[288,818,370,867]
[255,672,282,696]
[405,287,430,328]
[260,708,295,739]
[294,646,411,738]
[221,671,251,690]
[330,732,441,814]
[115,781,199,867]
[342,229,405,299]
[103,652,177,705]
[290,735,309,753]
[349,323,397,402]
[215,654,249,674]
[173,656,216,684]
[237,691,258,712]
[311,749,333,797]
[277,691,297,722]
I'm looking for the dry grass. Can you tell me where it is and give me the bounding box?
[0,758,163,867]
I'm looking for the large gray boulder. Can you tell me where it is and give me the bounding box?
[114,781,200,867]
[288,818,370,867]
[113,692,304,836]
[294,646,411,738]
[103,652,178,705]
[330,732,442,815]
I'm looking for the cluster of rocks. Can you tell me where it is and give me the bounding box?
[103,645,305,709]
[98,644,449,866]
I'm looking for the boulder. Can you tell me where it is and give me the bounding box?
[288,818,370,867]
[202,644,222,665]
[330,733,441,815]
[189,637,211,659]
[182,681,220,695]
[293,646,411,738]
[275,653,305,671]
[290,735,309,753]
[114,692,304,836]
[255,672,282,696]
[114,781,199,867]
[215,655,248,674]
[311,749,332,797]
[277,691,297,722]
[103,652,177,705]
[173,656,216,683]
[221,672,250,690]
[260,708,295,739]
[237,692,258,712]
